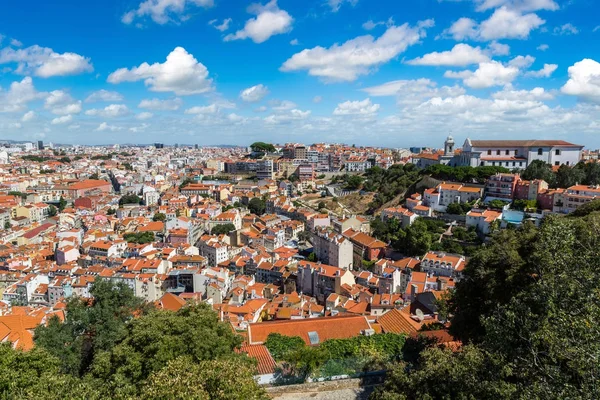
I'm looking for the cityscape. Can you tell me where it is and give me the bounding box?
[0,0,599,399]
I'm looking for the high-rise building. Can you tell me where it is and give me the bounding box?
[37,141,44,150]
[154,143,164,149]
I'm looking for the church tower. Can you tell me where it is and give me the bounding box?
[444,135,455,156]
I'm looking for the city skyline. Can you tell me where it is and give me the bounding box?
[0,0,599,147]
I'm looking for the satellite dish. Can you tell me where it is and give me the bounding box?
[415,308,425,322]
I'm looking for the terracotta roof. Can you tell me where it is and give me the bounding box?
[377,308,422,335]
[0,315,39,351]
[239,344,277,375]
[247,315,372,345]
[157,292,187,312]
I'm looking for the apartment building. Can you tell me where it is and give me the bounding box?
[312,227,354,270]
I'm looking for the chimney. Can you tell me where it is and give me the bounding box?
[410,284,418,302]
[437,278,446,291]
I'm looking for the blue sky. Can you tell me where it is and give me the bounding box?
[0,0,599,148]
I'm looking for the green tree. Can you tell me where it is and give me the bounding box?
[141,357,267,400]
[400,220,432,256]
[119,194,141,206]
[555,164,584,188]
[265,333,306,361]
[48,205,58,217]
[58,196,67,212]
[248,197,266,215]
[250,142,276,154]
[345,175,364,190]
[89,304,242,392]
[307,252,318,262]
[211,223,236,235]
[445,202,467,215]
[123,232,155,244]
[521,160,556,186]
[152,213,166,222]
[89,173,100,180]
[34,279,145,376]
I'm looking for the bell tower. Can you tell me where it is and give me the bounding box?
[444,135,455,156]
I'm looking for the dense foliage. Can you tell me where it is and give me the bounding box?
[376,212,600,399]
[362,164,421,212]
[371,218,445,257]
[421,164,510,183]
[119,194,141,206]
[250,142,276,154]
[211,223,236,235]
[152,212,166,222]
[248,197,266,215]
[123,232,155,244]
[522,160,600,189]
[26,280,266,399]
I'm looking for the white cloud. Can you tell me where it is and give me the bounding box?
[525,63,557,78]
[333,98,380,116]
[362,79,466,106]
[224,1,293,44]
[561,59,600,103]
[107,47,213,95]
[85,90,124,103]
[445,61,520,88]
[136,112,154,120]
[488,41,510,56]
[122,0,214,25]
[22,111,35,122]
[85,104,129,118]
[52,102,82,116]
[10,39,22,47]
[240,84,269,102]
[51,115,73,125]
[96,122,122,132]
[444,7,544,41]
[290,39,299,45]
[255,106,268,112]
[327,0,358,12]
[9,122,22,129]
[0,77,44,113]
[271,100,297,110]
[185,104,219,114]
[0,45,93,78]
[594,26,600,33]
[227,113,246,123]
[281,22,432,82]
[537,44,549,51]
[313,96,323,103]
[362,17,394,31]
[554,23,579,35]
[209,18,232,32]
[508,55,535,68]
[264,108,311,124]
[473,0,558,12]
[407,44,490,67]
[138,97,183,110]
[492,86,554,101]
[130,123,150,133]
[45,90,73,107]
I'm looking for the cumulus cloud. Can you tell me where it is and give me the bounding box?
[525,63,558,78]
[492,86,554,101]
[444,7,544,41]
[129,123,150,133]
[508,55,535,68]
[138,97,183,111]
[281,21,432,82]
[0,44,93,78]
[209,18,232,32]
[85,104,130,118]
[333,98,380,116]
[122,0,214,25]
[327,0,359,12]
[21,111,35,122]
[85,90,124,103]
[184,104,219,114]
[224,1,293,44]
[537,44,549,51]
[51,115,73,125]
[313,96,323,103]
[271,100,297,110]
[406,44,490,67]
[561,59,600,103]
[96,122,122,132]
[362,78,466,106]
[264,108,311,124]
[362,17,394,31]
[51,102,83,116]
[136,112,154,120]
[553,23,579,35]
[0,77,45,113]
[445,61,520,88]
[473,0,558,12]
[107,47,213,95]
[240,84,269,102]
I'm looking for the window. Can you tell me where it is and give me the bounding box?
[555,149,561,156]
[492,162,495,166]
[487,150,492,155]
[506,162,509,166]
[555,161,560,166]
[538,148,543,155]
[566,161,570,166]
[512,162,516,167]
[515,150,518,155]
[505,150,510,155]
[496,150,501,155]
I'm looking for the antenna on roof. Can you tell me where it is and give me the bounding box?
[415,308,425,322]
